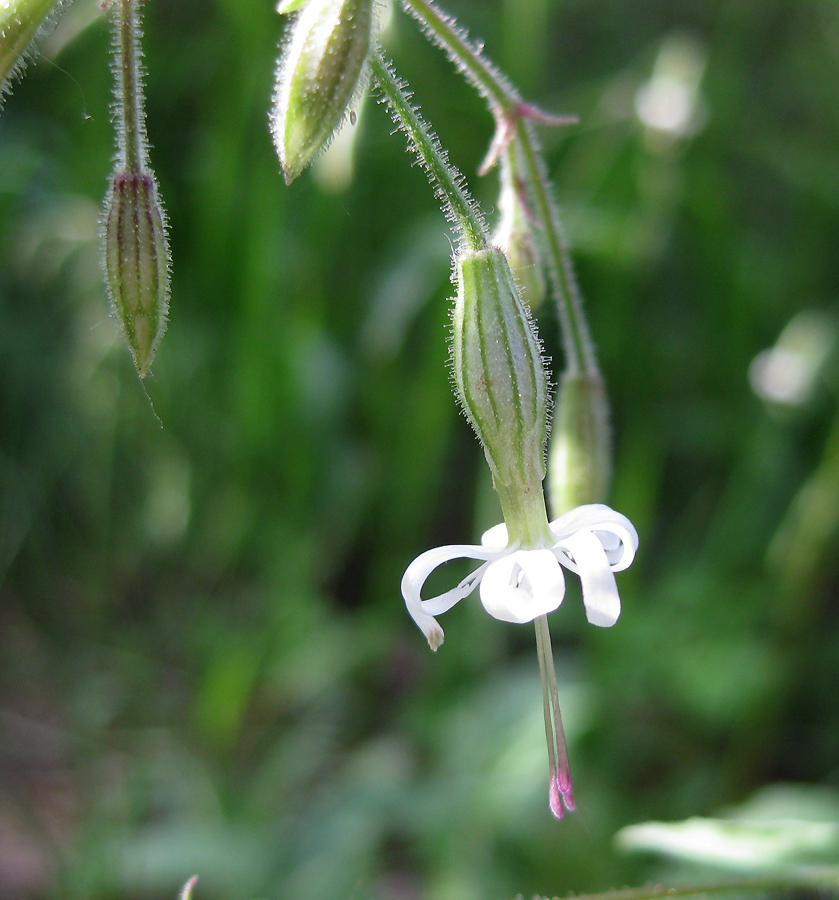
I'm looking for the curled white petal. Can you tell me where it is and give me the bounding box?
[550,503,638,572]
[479,550,566,624]
[401,542,504,650]
[554,530,621,627]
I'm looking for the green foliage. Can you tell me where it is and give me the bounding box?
[1,0,839,898]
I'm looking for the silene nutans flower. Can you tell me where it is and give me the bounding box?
[1,0,61,103]
[402,244,638,817]
[271,0,375,183]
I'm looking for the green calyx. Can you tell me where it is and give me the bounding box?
[452,246,551,508]
[271,0,374,184]
[104,170,171,377]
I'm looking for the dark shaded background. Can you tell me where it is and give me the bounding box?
[2,0,839,898]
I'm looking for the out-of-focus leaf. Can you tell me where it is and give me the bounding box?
[617,785,839,871]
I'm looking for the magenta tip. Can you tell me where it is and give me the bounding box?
[549,777,564,819]
[549,772,576,819]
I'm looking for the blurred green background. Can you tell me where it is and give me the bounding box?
[2,0,839,898]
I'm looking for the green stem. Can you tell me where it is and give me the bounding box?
[401,0,597,375]
[115,0,145,173]
[369,49,486,252]
[540,869,839,900]
[402,0,519,114]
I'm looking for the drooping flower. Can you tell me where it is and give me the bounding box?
[401,501,637,817]
[402,503,637,650]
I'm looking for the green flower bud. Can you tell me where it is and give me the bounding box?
[271,0,374,184]
[548,371,611,516]
[493,160,547,311]
[452,246,550,495]
[103,169,170,377]
[496,217,546,311]
[0,0,60,104]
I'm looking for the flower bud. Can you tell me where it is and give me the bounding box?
[271,0,374,184]
[493,175,546,311]
[1,0,59,104]
[452,247,550,493]
[103,169,170,377]
[548,371,611,515]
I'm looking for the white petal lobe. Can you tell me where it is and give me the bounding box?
[556,530,621,627]
[401,542,503,650]
[479,550,566,624]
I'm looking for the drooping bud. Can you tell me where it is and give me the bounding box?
[0,0,60,104]
[548,371,611,515]
[271,0,374,184]
[452,246,550,501]
[492,165,546,310]
[102,0,172,378]
[103,169,170,377]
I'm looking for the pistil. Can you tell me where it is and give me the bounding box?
[535,613,575,818]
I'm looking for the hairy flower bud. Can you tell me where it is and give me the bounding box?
[452,247,550,495]
[103,169,170,377]
[493,174,546,311]
[271,0,374,184]
[1,0,60,103]
[548,371,611,515]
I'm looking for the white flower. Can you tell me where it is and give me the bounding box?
[402,503,638,651]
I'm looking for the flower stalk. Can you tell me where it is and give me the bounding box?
[113,0,145,173]
[369,49,486,252]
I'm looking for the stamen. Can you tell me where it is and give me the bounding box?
[534,614,575,818]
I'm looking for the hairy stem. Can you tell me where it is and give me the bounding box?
[370,49,486,251]
[114,0,146,173]
[402,0,518,114]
